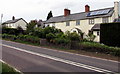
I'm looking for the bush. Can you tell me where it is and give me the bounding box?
[2,34,17,40]
[2,27,25,35]
[80,42,120,56]
[65,31,80,41]
[17,35,40,44]
[54,37,70,45]
[46,33,55,42]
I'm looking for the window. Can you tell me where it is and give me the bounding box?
[97,31,100,36]
[66,21,70,26]
[89,19,94,24]
[102,17,109,23]
[76,20,80,25]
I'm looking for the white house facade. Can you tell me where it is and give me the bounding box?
[2,17,27,30]
[46,1,119,42]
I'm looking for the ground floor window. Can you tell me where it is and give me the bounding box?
[97,31,100,36]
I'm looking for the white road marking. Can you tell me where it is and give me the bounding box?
[2,44,114,73]
[3,40,119,63]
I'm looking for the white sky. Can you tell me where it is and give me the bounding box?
[0,0,119,22]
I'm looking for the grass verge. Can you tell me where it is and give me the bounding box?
[0,61,20,73]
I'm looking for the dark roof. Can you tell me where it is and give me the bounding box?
[2,18,28,25]
[91,24,100,30]
[47,7,114,23]
[113,18,120,22]
[37,20,46,28]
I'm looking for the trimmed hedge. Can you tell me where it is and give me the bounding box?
[2,27,25,35]
[100,23,120,47]
[80,42,120,56]
[2,34,40,44]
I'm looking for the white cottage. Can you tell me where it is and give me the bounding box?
[2,16,27,30]
[46,1,119,42]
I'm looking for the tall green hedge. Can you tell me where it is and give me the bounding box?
[100,23,120,47]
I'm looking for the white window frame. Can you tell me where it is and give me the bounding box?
[66,21,70,26]
[76,20,80,26]
[89,19,94,25]
[102,17,109,23]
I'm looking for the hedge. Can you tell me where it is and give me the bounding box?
[2,34,40,44]
[100,22,120,47]
[80,42,120,56]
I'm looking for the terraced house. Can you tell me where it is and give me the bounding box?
[46,1,120,42]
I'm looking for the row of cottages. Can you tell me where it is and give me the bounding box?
[46,1,119,42]
[2,16,28,30]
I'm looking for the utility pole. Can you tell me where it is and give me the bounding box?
[1,14,3,24]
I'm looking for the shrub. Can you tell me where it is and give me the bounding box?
[17,35,40,44]
[2,27,25,35]
[65,31,80,41]
[54,37,70,45]
[46,33,55,42]
[2,34,17,40]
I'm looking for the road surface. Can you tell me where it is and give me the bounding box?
[1,40,120,73]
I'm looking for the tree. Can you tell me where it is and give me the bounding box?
[47,11,53,20]
[26,20,37,35]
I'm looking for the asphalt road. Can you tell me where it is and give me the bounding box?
[1,40,120,73]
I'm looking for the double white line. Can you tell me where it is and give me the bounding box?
[2,44,115,73]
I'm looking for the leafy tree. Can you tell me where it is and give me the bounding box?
[26,20,37,35]
[47,11,53,20]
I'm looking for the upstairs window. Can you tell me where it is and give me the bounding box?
[76,20,80,25]
[102,17,109,23]
[89,19,94,25]
[66,21,70,26]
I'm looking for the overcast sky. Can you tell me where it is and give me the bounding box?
[0,0,119,22]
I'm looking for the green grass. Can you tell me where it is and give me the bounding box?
[1,62,20,73]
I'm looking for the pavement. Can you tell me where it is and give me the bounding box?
[1,40,120,73]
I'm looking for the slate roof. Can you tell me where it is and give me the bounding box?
[46,7,114,23]
[91,24,100,30]
[2,18,28,25]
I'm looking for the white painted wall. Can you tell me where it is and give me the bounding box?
[93,31,100,42]
[5,19,27,30]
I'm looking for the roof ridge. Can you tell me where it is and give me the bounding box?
[50,7,114,19]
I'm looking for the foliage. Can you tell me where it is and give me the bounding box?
[80,42,120,56]
[2,34,40,44]
[47,11,53,20]
[26,20,37,35]
[54,37,70,45]
[2,27,25,35]
[86,32,96,42]
[46,33,55,42]
[2,62,20,73]
[65,31,80,41]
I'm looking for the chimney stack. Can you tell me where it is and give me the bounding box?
[12,16,15,20]
[64,9,71,16]
[85,5,90,12]
[114,1,119,19]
